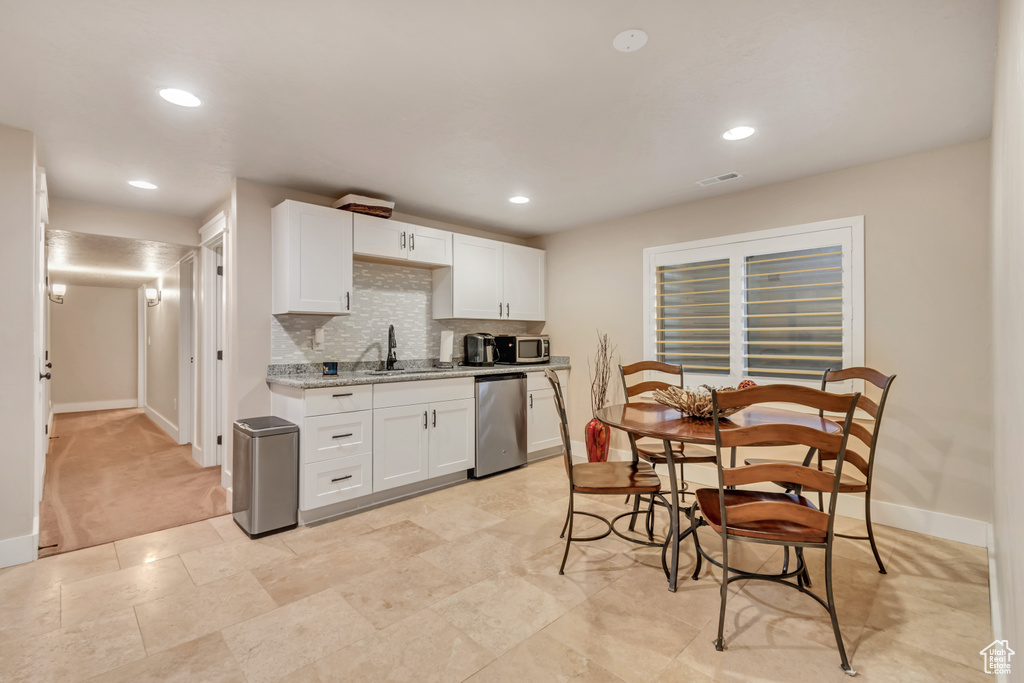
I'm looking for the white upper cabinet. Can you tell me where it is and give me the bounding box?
[502,243,546,321]
[352,213,452,267]
[272,201,353,315]
[433,234,545,321]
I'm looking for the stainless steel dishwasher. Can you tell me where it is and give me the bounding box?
[472,372,527,478]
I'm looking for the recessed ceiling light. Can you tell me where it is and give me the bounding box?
[158,88,201,107]
[613,29,648,53]
[509,196,530,204]
[128,180,158,190]
[723,126,756,141]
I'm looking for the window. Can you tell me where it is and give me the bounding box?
[644,217,863,390]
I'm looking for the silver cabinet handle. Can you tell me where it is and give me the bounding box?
[410,233,415,251]
[432,409,436,427]
[346,291,351,310]
[498,302,503,317]
[331,475,353,483]
[529,393,533,408]
[423,411,428,429]
[506,303,509,318]
[332,392,353,398]
[332,433,353,439]
[401,232,406,249]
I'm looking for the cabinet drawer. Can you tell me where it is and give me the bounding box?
[373,377,474,409]
[302,410,372,465]
[305,384,373,416]
[301,453,372,510]
[527,369,566,391]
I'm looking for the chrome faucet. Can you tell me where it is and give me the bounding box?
[386,324,398,370]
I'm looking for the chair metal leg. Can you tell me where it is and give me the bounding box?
[627,492,642,532]
[825,545,856,675]
[715,530,729,651]
[865,493,887,574]
[796,547,812,588]
[559,493,574,575]
[690,508,702,580]
[559,499,571,539]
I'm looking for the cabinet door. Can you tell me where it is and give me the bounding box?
[502,243,546,321]
[273,201,353,315]
[428,398,475,477]
[527,387,562,453]
[408,225,452,266]
[373,404,429,491]
[353,213,409,260]
[451,234,503,319]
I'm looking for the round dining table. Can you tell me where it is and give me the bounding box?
[594,401,842,591]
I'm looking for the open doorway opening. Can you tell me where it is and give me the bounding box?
[40,229,228,556]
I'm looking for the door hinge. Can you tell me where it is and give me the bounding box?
[217,435,222,445]
[217,265,223,276]
[217,350,223,360]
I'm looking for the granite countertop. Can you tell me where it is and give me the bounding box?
[267,356,571,389]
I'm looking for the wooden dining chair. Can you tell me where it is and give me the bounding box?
[689,383,861,676]
[744,367,897,573]
[544,368,667,574]
[618,361,717,529]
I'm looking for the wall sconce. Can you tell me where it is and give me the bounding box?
[145,288,162,307]
[49,283,66,304]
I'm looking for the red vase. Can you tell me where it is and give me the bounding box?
[584,418,610,462]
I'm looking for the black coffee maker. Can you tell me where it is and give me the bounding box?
[463,333,496,366]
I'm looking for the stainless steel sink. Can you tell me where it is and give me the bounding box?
[361,369,437,376]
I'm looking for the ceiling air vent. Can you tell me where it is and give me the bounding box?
[696,171,743,187]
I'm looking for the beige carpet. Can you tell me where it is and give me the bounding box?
[38,408,228,557]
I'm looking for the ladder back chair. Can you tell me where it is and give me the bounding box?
[690,384,862,676]
[545,368,667,574]
[744,366,897,573]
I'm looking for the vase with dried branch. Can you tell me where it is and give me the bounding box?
[585,331,616,462]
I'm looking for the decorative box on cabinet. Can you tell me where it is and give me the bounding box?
[352,213,452,267]
[432,234,545,321]
[272,200,353,315]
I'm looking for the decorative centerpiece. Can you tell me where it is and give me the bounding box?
[653,381,756,419]
[586,332,616,462]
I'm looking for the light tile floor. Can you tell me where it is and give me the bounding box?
[0,457,991,682]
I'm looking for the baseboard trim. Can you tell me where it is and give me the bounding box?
[191,443,204,466]
[54,399,138,414]
[144,405,179,442]
[987,523,1005,677]
[0,524,38,569]
[572,441,989,547]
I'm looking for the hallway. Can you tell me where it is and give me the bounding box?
[39,409,228,557]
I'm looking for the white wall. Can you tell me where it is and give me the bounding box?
[144,263,180,440]
[0,123,39,567]
[990,0,1022,653]
[534,139,993,540]
[49,286,137,412]
[49,200,200,246]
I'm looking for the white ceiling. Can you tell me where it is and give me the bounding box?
[1,1,997,237]
[47,230,195,289]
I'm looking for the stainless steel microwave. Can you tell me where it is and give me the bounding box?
[494,335,549,364]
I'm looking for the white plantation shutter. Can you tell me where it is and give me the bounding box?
[644,218,862,388]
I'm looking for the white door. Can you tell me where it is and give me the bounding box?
[409,225,452,266]
[216,245,224,466]
[353,213,408,260]
[428,398,475,477]
[452,234,503,319]
[502,243,546,321]
[34,170,48,505]
[527,387,562,453]
[373,403,429,491]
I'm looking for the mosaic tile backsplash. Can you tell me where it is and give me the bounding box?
[271,261,541,365]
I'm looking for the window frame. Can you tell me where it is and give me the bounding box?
[643,216,865,393]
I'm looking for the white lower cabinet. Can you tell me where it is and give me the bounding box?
[527,370,568,454]
[302,453,373,510]
[373,396,476,493]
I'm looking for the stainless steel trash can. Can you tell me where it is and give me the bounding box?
[232,416,299,538]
